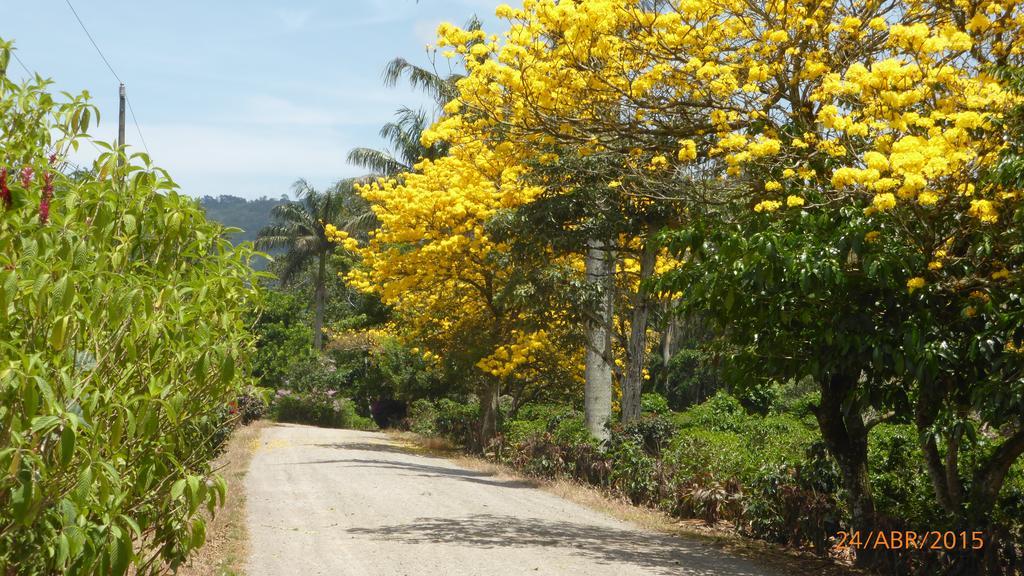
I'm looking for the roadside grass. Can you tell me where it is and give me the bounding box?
[178,420,269,576]
[387,430,861,576]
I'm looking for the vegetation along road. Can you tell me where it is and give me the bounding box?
[245,425,784,576]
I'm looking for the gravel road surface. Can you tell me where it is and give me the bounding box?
[245,424,787,576]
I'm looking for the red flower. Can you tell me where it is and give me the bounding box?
[0,168,9,208]
[39,172,54,224]
[20,166,33,188]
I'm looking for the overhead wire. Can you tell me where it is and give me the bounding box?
[125,95,151,156]
[9,50,31,77]
[63,0,152,157]
[63,0,121,84]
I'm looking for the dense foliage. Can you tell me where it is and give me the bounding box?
[411,392,1024,573]
[309,0,1024,573]
[0,43,259,574]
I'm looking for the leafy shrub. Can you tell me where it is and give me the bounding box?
[235,392,268,424]
[504,417,550,446]
[271,391,375,430]
[743,443,842,552]
[248,290,315,389]
[868,424,942,527]
[641,392,671,415]
[407,399,438,435]
[281,357,348,393]
[653,347,723,410]
[673,391,748,432]
[0,52,258,574]
[666,428,753,482]
[433,398,480,446]
[615,414,678,456]
[736,381,782,415]
[606,436,659,504]
[551,414,590,445]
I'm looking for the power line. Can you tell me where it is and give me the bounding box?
[125,95,151,156]
[9,50,31,77]
[63,0,122,84]
[63,0,152,158]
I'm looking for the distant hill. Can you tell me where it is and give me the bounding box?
[200,195,290,270]
[200,195,290,245]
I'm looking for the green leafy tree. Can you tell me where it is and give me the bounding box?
[248,290,315,388]
[0,41,259,574]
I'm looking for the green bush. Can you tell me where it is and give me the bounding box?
[433,398,480,446]
[248,290,314,389]
[281,357,348,393]
[606,435,658,504]
[641,392,671,415]
[868,424,942,527]
[0,48,259,574]
[667,427,753,482]
[743,442,842,552]
[407,398,439,435]
[673,391,748,432]
[271,391,376,430]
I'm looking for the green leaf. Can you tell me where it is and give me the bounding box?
[190,519,206,549]
[31,415,61,434]
[11,471,34,523]
[170,478,186,500]
[221,354,235,383]
[60,426,76,466]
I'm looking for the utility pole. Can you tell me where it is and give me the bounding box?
[118,82,126,166]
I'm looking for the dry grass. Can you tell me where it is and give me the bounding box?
[390,431,862,576]
[177,420,269,576]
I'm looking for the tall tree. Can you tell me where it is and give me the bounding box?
[257,178,370,349]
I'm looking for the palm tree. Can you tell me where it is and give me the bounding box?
[346,16,483,178]
[346,106,445,177]
[256,178,372,349]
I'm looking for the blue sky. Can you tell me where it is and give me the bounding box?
[2,0,504,199]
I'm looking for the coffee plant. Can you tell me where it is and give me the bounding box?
[0,41,260,574]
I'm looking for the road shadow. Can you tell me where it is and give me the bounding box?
[347,514,782,576]
[290,457,539,489]
[313,442,421,456]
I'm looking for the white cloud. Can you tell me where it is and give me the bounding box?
[140,123,356,177]
[235,94,352,127]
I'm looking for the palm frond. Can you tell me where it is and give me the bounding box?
[381,57,457,108]
[347,147,408,177]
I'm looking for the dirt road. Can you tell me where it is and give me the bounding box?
[245,424,788,576]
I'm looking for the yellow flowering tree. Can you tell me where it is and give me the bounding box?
[429,0,1024,570]
[342,141,580,444]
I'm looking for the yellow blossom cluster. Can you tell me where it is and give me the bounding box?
[324,223,360,251]
[477,330,551,378]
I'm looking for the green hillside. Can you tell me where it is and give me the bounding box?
[199,195,289,245]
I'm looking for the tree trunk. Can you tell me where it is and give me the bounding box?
[621,225,659,423]
[969,428,1024,526]
[815,372,879,569]
[584,238,614,442]
[313,251,327,350]
[479,378,501,451]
